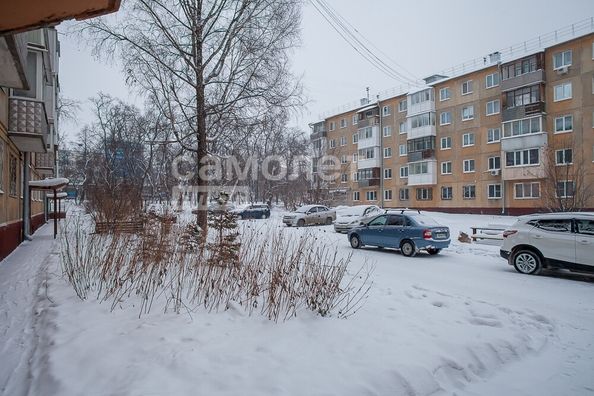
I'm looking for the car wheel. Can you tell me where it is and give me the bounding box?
[350,235,361,249]
[400,240,416,257]
[325,217,333,225]
[261,214,267,219]
[238,214,244,220]
[427,248,441,255]
[512,249,542,275]
[297,219,305,227]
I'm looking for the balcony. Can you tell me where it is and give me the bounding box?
[357,178,380,188]
[8,98,48,152]
[501,69,545,92]
[407,160,437,186]
[357,133,380,150]
[502,163,546,181]
[407,124,436,140]
[310,130,327,140]
[36,151,55,175]
[407,149,436,163]
[357,157,381,170]
[501,132,547,152]
[502,102,545,122]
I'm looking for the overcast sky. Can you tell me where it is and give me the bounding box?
[57,0,594,141]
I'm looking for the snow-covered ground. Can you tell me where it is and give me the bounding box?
[1,207,593,395]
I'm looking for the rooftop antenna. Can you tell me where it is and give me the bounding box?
[366,87,369,102]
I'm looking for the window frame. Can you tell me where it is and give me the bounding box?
[441,186,453,200]
[441,161,452,175]
[514,182,541,199]
[329,122,335,131]
[399,188,409,201]
[366,190,378,201]
[553,49,572,70]
[439,87,450,101]
[554,115,573,133]
[463,159,475,173]
[555,148,573,165]
[383,126,392,137]
[384,189,393,201]
[488,184,502,199]
[486,72,500,89]
[462,105,474,121]
[486,100,500,116]
[463,185,476,199]
[440,111,451,126]
[461,80,473,95]
[329,139,336,149]
[399,144,407,156]
[384,168,392,179]
[554,82,572,102]
[340,136,347,146]
[340,118,347,128]
[462,132,475,147]
[383,147,392,158]
[487,128,501,143]
[382,105,391,117]
[353,191,360,201]
[440,136,452,150]
[399,166,408,178]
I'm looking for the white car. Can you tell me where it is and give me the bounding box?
[500,212,594,275]
[334,205,382,233]
[282,205,336,227]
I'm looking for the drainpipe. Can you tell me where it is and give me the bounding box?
[23,152,33,241]
[378,96,384,209]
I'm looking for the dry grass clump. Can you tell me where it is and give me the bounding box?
[60,214,373,321]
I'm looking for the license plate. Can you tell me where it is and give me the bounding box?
[436,233,446,238]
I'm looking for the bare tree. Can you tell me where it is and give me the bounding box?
[75,0,306,230]
[543,139,594,212]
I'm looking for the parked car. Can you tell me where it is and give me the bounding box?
[500,212,594,275]
[334,205,382,233]
[205,202,235,214]
[282,205,336,227]
[347,210,450,256]
[233,204,271,219]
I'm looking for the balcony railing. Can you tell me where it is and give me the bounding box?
[357,178,380,188]
[407,149,436,163]
[8,98,48,152]
[501,102,545,122]
[501,69,545,92]
[310,130,327,140]
[35,151,55,175]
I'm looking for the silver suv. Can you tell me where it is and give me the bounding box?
[500,212,594,275]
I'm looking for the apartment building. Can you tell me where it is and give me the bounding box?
[311,30,594,215]
[0,0,121,261]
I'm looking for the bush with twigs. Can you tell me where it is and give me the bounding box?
[59,209,373,321]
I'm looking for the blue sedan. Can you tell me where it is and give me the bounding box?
[234,204,271,219]
[347,210,450,257]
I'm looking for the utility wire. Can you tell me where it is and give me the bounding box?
[309,0,422,86]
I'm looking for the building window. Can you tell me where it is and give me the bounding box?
[505,85,541,109]
[364,147,375,159]
[366,190,377,201]
[383,126,392,137]
[486,72,499,88]
[340,173,347,183]
[353,153,359,162]
[461,80,473,95]
[360,126,373,139]
[329,139,335,148]
[555,149,573,165]
[398,100,407,112]
[9,154,17,197]
[488,156,501,170]
[384,168,392,179]
[440,87,450,101]
[382,105,391,117]
[462,105,474,121]
[463,185,476,199]
[487,128,501,143]
[399,145,407,156]
[502,54,541,79]
[440,136,451,150]
[462,132,475,147]
[440,111,451,125]
[399,188,409,201]
[502,116,543,137]
[416,187,433,201]
[554,115,573,133]
[400,166,408,178]
[352,172,359,181]
[409,162,429,175]
[353,191,360,201]
[340,136,347,146]
[352,114,358,125]
[399,122,407,134]
[553,49,572,69]
[506,148,540,167]
[554,83,572,101]
[353,134,359,143]
[410,112,435,129]
[340,118,347,128]
[384,147,392,158]
[463,159,475,173]
[384,189,393,201]
[556,181,574,198]
[329,174,336,183]
[486,100,500,116]
[340,155,347,164]
[410,89,434,105]
[441,161,452,175]
[441,186,453,200]
[488,184,502,199]
[329,122,335,131]
[514,182,540,199]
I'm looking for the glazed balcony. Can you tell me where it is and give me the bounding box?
[501,69,545,92]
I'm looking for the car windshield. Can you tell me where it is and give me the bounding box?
[409,214,440,226]
[340,206,369,216]
[295,206,311,213]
